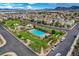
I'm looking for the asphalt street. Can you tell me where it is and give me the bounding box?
[48,23,79,56]
[26,20,69,32]
[0,24,37,56]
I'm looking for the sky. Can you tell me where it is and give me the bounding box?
[0,3,79,9]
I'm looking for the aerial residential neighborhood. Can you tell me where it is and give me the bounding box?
[0,3,79,56]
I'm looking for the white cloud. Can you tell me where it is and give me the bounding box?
[27,5,32,9]
[0,5,25,9]
[0,5,13,9]
[28,3,36,5]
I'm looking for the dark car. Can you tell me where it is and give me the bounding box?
[74,35,76,38]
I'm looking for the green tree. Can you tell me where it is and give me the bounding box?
[51,30,56,34]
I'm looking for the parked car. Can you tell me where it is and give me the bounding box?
[61,37,65,42]
[74,35,76,38]
[55,53,62,56]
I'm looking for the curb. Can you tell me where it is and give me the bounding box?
[0,34,7,48]
[1,51,17,56]
[67,33,79,56]
[69,24,77,30]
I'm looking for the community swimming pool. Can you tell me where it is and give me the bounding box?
[30,29,45,37]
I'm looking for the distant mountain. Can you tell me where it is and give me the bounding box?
[55,6,79,10]
[55,7,68,10]
[70,6,79,9]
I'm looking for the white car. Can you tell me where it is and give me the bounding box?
[55,53,61,56]
[61,37,65,42]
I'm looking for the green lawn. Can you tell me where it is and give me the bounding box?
[16,31,48,52]
[4,19,21,29]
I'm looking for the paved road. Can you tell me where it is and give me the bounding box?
[0,24,37,56]
[48,23,79,56]
[26,20,69,32]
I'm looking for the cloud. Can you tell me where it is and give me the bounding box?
[0,3,27,9]
[27,3,36,5]
[27,5,32,9]
[0,5,25,9]
[0,5,13,9]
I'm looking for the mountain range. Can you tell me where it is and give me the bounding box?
[0,6,79,11]
[55,6,79,10]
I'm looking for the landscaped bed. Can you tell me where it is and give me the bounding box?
[71,38,79,56]
[3,18,21,29]
[3,19,65,55]
[0,39,3,45]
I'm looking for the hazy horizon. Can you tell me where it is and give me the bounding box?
[0,3,79,9]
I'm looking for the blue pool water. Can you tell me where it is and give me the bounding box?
[30,29,45,37]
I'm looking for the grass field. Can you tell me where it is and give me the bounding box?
[16,31,48,52]
[4,19,21,29]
